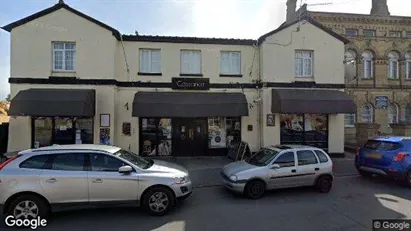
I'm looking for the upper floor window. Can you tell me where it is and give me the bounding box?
[181,50,201,75]
[295,50,313,77]
[139,49,161,74]
[220,51,241,75]
[389,31,402,38]
[363,29,376,37]
[361,103,374,123]
[344,50,357,81]
[387,51,400,80]
[406,103,411,123]
[346,29,358,36]
[362,51,374,79]
[53,42,75,71]
[406,53,411,80]
[388,103,399,125]
[344,113,356,127]
[406,32,411,38]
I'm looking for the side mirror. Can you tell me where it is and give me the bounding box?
[119,165,133,174]
[271,164,280,169]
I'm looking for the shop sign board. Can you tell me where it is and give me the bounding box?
[172,77,209,90]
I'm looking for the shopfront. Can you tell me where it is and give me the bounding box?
[9,88,96,148]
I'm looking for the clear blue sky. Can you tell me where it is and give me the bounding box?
[1,0,410,101]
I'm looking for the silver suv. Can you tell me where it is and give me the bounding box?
[221,145,334,199]
[0,144,192,220]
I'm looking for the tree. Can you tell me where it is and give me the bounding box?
[5,94,10,102]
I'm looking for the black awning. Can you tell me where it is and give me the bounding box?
[271,89,356,114]
[132,92,249,117]
[9,89,96,117]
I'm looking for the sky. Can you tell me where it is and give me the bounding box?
[1,0,411,100]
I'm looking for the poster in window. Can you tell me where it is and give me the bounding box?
[280,114,303,131]
[99,128,111,145]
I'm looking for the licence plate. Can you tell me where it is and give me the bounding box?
[366,153,382,159]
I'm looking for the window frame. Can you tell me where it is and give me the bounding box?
[295,50,313,78]
[362,51,374,79]
[52,41,76,72]
[139,48,161,74]
[296,150,319,166]
[387,52,400,80]
[220,51,241,76]
[180,50,202,75]
[272,151,296,168]
[361,103,374,123]
[388,103,399,125]
[406,32,411,39]
[344,113,356,128]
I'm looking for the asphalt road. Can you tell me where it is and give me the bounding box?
[2,175,411,231]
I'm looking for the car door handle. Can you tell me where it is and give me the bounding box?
[315,168,320,171]
[92,178,103,183]
[45,178,57,183]
[291,169,296,173]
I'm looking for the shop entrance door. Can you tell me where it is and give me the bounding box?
[172,118,208,156]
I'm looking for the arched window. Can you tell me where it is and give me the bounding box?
[406,53,411,80]
[362,51,374,79]
[361,103,374,123]
[387,51,400,79]
[344,50,356,81]
[388,103,399,124]
[405,103,411,123]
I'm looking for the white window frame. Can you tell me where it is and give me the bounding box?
[388,52,399,79]
[52,42,76,72]
[139,49,161,74]
[406,54,411,80]
[361,104,374,123]
[388,103,399,125]
[362,51,374,79]
[220,51,241,75]
[180,50,202,75]
[295,50,313,77]
[344,113,356,128]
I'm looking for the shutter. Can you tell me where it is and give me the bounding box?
[151,50,161,73]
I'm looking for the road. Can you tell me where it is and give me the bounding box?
[3,175,411,231]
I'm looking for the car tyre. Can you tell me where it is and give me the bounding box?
[5,194,50,227]
[244,180,266,199]
[315,175,333,193]
[143,186,175,216]
[404,171,411,188]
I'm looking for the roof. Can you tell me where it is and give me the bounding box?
[21,144,121,154]
[121,35,256,45]
[306,10,411,21]
[257,16,350,45]
[1,1,121,39]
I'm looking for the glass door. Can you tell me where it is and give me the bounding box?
[54,118,75,145]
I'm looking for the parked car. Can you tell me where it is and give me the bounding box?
[221,145,334,199]
[0,144,192,221]
[355,136,411,187]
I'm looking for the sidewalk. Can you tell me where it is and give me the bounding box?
[152,153,358,188]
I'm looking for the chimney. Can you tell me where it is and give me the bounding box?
[286,0,297,22]
[370,0,390,16]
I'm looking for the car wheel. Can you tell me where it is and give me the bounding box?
[143,186,175,216]
[315,175,333,193]
[404,171,411,188]
[244,180,266,199]
[6,194,50,226]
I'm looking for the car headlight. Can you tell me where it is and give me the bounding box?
[229,175,238,182]
[174,176,190,184]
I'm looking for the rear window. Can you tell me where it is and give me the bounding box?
[314,150,329,163]
[363,140,402,151]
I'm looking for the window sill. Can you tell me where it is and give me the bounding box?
[360,78,374,80]
[219,74,243,78]
[52,70,76,73]
[295,76,313,78]
[180,73,203,77]
[138,72,162,76]
[344,125,355,128]
[388,78,400,81]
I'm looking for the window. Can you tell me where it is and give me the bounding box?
[406,53,411,80]
[363,29,376,37]
[362,51,374,79]
[220,51,241,75]
[388,103,399,124]
[246,148,279,166]
[297,150,318,166]
[52,42,75,71]
[181,50,201,74]
[139,49,161,73]
[389,31,402,38]
[361,104,374,123]
[363,140,402,151]
[344,114,356,127]
[406,104,411,123]
[140,118,172,156]
[344,50,357,80]
[387,51,399,79]
[273,152,295,168]
[295,50,313,77]
[346,29,358,36]
[314,150,329,163]
[50,154,85,171]
[406,32,411,38]
[208,117,241,149]
[89,154,125,172]
[19,155,49,169]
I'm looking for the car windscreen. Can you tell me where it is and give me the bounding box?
[114,149,153,169]
[363,140,402,151]
[246,148,279,166]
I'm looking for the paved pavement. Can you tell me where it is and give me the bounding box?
[3,175,410,231]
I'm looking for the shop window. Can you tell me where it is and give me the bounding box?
[54,118,75,145]
[76,118,93,144]
[140,118,172,156]
[33,118,53,148]
[208,117,241,149]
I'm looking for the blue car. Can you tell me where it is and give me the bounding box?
[355,136,411,187]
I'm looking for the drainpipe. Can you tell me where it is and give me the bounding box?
[254,43,263,151]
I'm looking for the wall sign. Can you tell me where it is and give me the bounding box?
[266,114,275,126]
[172,77,210,90]
[100,128,111,145]
[375,96,388,109]
[100,114,110,127]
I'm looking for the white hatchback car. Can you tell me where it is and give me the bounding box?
[221,145,334,199]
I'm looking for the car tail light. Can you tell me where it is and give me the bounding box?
[0,154,21,171]
[392,152,408,162]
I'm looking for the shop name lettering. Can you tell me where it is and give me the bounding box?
[176,80,206,88]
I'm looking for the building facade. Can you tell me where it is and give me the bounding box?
[2,1,354,156]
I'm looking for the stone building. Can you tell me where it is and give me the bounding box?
[287,0,411,142]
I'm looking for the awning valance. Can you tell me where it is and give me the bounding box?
[271,89,356,114]
[9,89,96,117]
[132,92,249,117]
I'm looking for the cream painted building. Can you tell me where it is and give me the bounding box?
[2,1,355,156]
